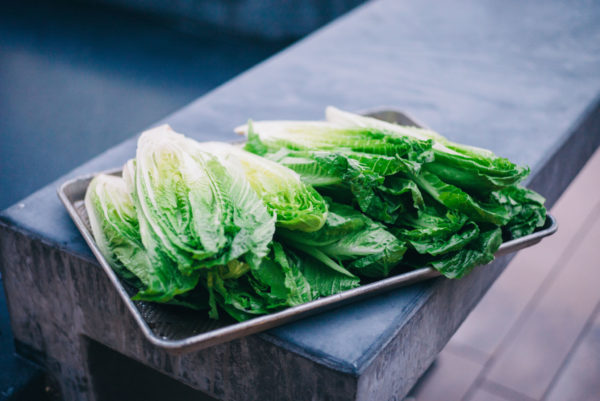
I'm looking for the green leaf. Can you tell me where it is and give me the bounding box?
[133,125,275,275]
[393,206,480,256]
[291,250,360,297]
[203,141,328,232]
[490,185,546,239]
[85,173,199,303]
[424,151,529,195]
[239,120,433,158]
[280,201,407,278]
[326,106,529,192]
[429,227,503,278]
[413,171,512,225]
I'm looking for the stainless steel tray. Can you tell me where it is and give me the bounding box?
[57,110,558,354]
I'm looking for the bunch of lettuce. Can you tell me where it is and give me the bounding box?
[237,107,546,280]
[86,125,364,320]
[85,107,546,322]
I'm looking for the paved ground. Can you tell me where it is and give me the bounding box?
[409,147,600,401]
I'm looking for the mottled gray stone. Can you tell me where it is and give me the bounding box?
[1,0,600,400]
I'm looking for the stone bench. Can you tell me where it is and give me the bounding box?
[1,0,599,400]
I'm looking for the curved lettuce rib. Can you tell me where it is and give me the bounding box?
[134,125,275,275]
[85,174,199,302]
[279,202,407,278]
[326,106,529,192]
[201,142,328,232]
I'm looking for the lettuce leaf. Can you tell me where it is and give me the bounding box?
[412,171,512,225]
[132,125,275,275]
[490,185,547,239]
[201,141,328,232]
[325,106,529,193]
[85,173,199,302]
[393,205,479,257]
[279,201,407,278]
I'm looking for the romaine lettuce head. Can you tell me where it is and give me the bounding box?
[84,173,199,302]
[201,141,328,232]
[325,106,530,193]
[133,125,275,275]
[238,119,434,164]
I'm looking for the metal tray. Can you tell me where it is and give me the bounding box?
[57,110,558,354]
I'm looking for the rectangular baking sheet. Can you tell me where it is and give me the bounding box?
[57,110,558,354]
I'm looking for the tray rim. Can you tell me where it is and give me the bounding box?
[56,110,558,354]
